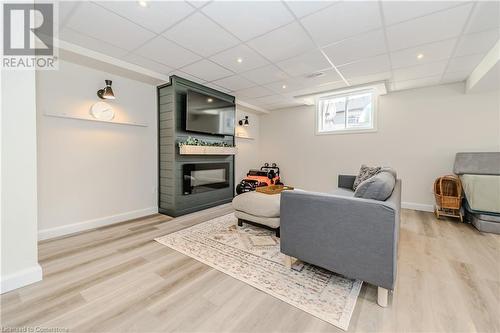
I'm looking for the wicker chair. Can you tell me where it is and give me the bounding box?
[434,175,463,221]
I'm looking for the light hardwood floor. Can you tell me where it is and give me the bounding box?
[1,205,499,332]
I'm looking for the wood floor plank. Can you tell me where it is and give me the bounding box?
[147,269,222,317]
[39,227,158,264]
[78,251,183,301]
[13,257,148,311]
[72,262,212,332]
[2,293,86,327]
[1,205,498,333]
[43,272,166,330]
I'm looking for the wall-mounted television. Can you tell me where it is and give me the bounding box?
[186,90,235,136]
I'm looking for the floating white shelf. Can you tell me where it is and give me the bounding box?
[179,145,237,155]
[235,135,254,140]
[44,112,148,127]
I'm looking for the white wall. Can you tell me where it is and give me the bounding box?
[36,60,157,240]
[1,69,42,293]
[235,106,261,184]
[259,83,500,210]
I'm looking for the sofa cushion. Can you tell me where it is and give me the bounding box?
[354,171,396,201]
[330,187,355,197]
[353,165,381,190]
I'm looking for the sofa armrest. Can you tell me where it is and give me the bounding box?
[280,186,400,290]
[338,174,356,189]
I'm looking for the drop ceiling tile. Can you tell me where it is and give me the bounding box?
[180,60,233,82]
[454,29,500,58]
[202,2,294,41]
[211,75,256,91]
[446,54,484,73]
[65,2,155,51]
[301,1,382,46]
[347,72,392,86]
[285,1,338,18]
[187,1,209,9]
[235,86,275,98]
[337,55,391,79]
[123,53,173,74]
[267,100,304,110]
[464,1,500,34]
[264,79,309,94]
[163,13,240,56]
[251,94,291,106]
[241,65,290,85]
[96,1,194,34]
[303,80,348,93]
[210,44,269,73]
[390,39,456,69]
[59,27,129,58]
[276,50,331,77]
[386,4,473,51]
[382,1,463,26]
[257,99,284,109]
[393,75,441,91]
[247,22,315,62]
[322,29,387,66]
[392,60,448,81]
[300,69,344,87]
[204,82,232,94]
[441,71,469,83]
[135,36,201,68]
[291,79,347,97]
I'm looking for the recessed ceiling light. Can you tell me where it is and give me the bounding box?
[237,58,243,63]
[207,98,213,103]
[282,85,287,89]
[138,1,148,8]
[417,53,424,60]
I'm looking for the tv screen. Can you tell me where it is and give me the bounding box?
[186,90,235,136]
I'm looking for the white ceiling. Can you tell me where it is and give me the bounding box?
[58,1,500,111]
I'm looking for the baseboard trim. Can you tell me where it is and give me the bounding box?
[402,202,434,212]
[38,207,158,241]
[1,264,43,294]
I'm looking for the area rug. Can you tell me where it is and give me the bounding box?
[155,213,362,330]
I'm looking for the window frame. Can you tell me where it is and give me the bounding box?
[315,88,378,135]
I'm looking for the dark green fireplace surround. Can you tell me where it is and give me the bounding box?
[157,76,235,217]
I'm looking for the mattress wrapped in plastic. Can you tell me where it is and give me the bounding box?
[460,174,500,214]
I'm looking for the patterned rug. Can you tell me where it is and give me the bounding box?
[155,213,362,330]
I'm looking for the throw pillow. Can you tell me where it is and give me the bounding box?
[354,171,396,201]
[353,165,381,190]
[380,167,397,179]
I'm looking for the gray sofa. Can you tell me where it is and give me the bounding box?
[280,175,401,307]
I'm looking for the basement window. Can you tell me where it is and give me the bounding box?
[316,89,376,134]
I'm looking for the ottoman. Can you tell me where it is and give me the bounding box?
[232,191,281,236]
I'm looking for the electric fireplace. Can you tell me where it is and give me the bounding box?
[182,163,230,195]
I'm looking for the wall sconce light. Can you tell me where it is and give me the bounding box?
[97,80,115,100]
[238,116,249,127]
